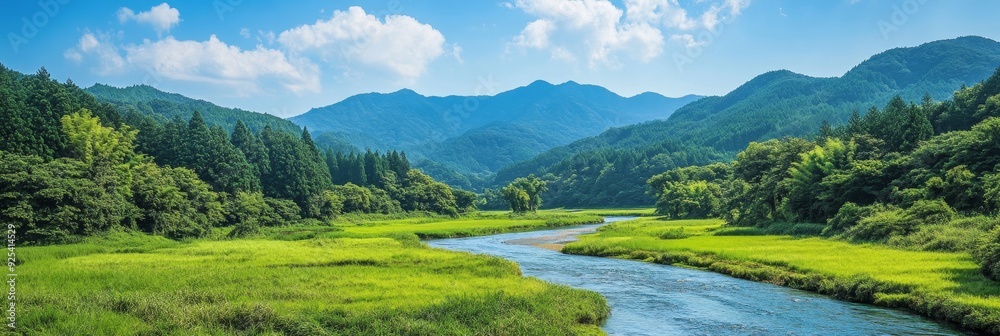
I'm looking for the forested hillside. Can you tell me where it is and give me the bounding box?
[649,66,1000,278]
[289,80,701,179]
[0,65,473,245]
[87,84,302,135]
[497,36,1000,207]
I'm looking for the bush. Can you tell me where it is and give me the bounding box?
[844,207,909,242]
[265,198,301,223]
[827,202,868,232]
[974,227,1000,280]
[888,223,984,252]
[906,199,956,225]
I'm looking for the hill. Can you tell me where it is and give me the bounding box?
[86,84,303,135]
[497,36,1000,207]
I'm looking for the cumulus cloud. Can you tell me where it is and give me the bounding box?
[124,35,320,95]
[508,0,752,67]
[277,6,445,81]
[64,32,319,95]
[509,0,664,68]
[63,31,126,75]
[117,3,181,35]
[513,19,556,49]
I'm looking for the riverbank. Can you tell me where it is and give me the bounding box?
[562,217,1000,334]
[17,211,610,335]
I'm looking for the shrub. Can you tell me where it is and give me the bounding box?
[906,199,956,225]
[974,227,1000,280]
[844,207,909,242]
[827,202,868,232]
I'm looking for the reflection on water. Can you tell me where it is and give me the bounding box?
[429,217,965,336]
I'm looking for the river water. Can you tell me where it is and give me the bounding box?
[428,217,965,336]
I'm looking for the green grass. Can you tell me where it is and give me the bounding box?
[563,217,1000,334]
[328,211,605,238]
[21,231,608,335]
[556,208,657,217]
[18,211,615,335]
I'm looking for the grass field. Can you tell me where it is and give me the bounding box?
[327,211,605,238]
[563,217,1000,334]
[18,211,611,335]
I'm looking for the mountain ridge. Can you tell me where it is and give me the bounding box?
[494,35,1000,206]
[289,80,703,182]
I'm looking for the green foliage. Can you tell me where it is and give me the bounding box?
[452,188,479,214]
[504,37,1000,208]
[402,170,460,216]
[0,66,121,159]
[0,151,135,244]
[329,183,371,214]
[61,108,137,166]
[224,192,302,235]
[502,175,547,212]
[131,162,223,239]
[86,83,301,135]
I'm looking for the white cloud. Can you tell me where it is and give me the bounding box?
[117,3,181,35]
[452,44,464,64]
[513,19,555,49]
[508,0,752,67]
[509,0,665,68]
[277,6,446,81]
[669,33,706,49]
[625,0,698,30]
[63,31,126,75]
[240,27,250,39]
[124,35,320,95]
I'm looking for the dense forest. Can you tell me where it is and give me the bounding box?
[648,66,1000,279]
[0,65,475,245]
[495,36,1000,207]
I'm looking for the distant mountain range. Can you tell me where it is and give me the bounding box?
[83,36,1000,204]
[495,36,1000,206]
[288,81,702,181]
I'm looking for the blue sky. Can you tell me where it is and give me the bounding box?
[2,0,999,117]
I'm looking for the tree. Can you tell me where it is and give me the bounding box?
[401,170,458,216]
[231,120,270,179]
[61,108,137,167]
[502,175,548,212]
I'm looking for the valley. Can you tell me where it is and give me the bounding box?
[4,2,1000,334]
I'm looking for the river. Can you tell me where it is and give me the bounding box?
[427,216,965,336]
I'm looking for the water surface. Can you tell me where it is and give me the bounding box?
[428,217,965,336]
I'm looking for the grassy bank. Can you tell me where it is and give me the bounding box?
[19,211,611,335]
[562,217,1000,334]
[328,211,605,238]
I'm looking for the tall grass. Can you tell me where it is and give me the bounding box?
[563,217,1000,334]
[335,212,604,238]
[20,231,609,334]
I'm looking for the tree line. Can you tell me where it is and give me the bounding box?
[0,65,476,244]
[648,67,1000,279]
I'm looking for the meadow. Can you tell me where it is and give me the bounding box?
[16,211,610,335]
[323,211,604,238]
[563,217,1000,334]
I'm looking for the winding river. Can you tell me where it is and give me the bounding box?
[428,217,965,336]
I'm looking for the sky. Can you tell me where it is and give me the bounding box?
[2,0,999,118]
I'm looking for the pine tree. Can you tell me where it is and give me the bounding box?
[231,120,270,179]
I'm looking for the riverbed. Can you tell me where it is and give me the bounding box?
[428,217,965,336]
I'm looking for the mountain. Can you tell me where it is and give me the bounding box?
[86,84,304,135]
[497,36,1000,207]
[288,81,702,179]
